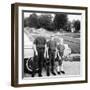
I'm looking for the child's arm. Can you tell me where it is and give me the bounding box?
[33,44,38,56]
[57,52,61,60]
[44,44,49,59]
[55,48,58,59]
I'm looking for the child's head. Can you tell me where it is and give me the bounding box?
[56,38,64,45]
[50,34,55,40]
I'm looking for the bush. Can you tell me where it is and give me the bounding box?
[54,13,68,30]
[38,14,53,30]
[73,20,80,32]
[29,13,39,28]
[24,17,30,27]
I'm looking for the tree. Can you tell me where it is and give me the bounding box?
[29,13,39,28]
[24,17,29,27]
[54,13,68,30]
[47,22,55,31]
[73,20,80,32]
[64,21,72,32]
[38,14,53,30]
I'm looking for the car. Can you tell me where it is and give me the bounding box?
[24,32,39,73]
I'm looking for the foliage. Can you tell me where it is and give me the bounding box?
[24,17,30,27]
[53,13,68,30]
[64,21,72,32]
[24,13,80,33]
[73,20,80,32]
[38,14,53,30]
[28,13,39,28]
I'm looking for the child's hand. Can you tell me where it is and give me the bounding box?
[47,55,49,59]
[35,52,38,56]
[59,56,61,60]
[44,53,46,58]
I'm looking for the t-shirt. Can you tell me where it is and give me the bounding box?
[57,44,65,52]
[34,36,46,49]
[47,40,57,51]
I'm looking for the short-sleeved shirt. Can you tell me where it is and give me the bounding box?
[47,40,57,51]
[57,44,65,52]
[34,36,46,49]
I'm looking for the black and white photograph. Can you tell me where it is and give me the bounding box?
[24,12,81,78]
[11,3,87,87]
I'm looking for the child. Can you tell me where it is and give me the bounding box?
[45,35,57,76]
[56,38,65,74]
[63,44,71,60]
[33,36,47,77]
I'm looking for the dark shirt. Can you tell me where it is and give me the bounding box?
[34,36,46,49]
[57,44,65,52]
[47,39,57,51]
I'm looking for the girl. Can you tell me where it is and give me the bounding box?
[56,38,65,74]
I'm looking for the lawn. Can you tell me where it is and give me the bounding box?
[24,27,80,54]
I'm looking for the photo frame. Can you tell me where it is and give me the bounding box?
[11,3,88,87]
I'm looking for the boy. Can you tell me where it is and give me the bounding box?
[33,36,46,77]
[46,35,57,76]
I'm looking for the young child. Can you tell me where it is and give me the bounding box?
[56,38,65,74]
[45,35,57,76]
[63,44,71,60]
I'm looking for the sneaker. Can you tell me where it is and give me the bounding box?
[51,72,56,75]
[38,74,42,77]
[47,72,50,76]
[61,71,65,74]
[31,73,35,77]
[47,73,50,76]
[57,72,61,75]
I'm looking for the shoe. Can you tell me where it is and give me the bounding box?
[31,74,35,77]
[57,72,61,75]
[51,72,56,75]
[61,71,65,74]
[47,73,50,76]
[38,74,42,77]
[32,75,35,77]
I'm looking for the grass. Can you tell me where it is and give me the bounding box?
[63,33,80,38]
[24,27,80,54]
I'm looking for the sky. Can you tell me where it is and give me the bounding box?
[68,15,81,22]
